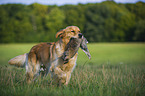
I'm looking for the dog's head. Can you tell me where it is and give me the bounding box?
[56,26,91,63]
[56,26,82,43]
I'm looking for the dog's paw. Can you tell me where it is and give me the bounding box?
[62,56,69,64]
[64,59,69,64]
[61,52,69,64]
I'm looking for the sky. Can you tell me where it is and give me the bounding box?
[0,0,145,5]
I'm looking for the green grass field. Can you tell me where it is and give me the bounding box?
[0,43,145,96]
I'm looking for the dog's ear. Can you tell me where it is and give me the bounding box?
[56,29,65,38]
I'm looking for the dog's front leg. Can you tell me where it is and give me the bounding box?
[53,67,67,85]
[55,68,72,86]
[64,72,72,85]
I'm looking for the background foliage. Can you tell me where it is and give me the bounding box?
[0,1,145,43]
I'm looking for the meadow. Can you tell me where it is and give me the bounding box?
[0,43,145,96]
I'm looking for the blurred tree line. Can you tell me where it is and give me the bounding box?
[0,1,145,43]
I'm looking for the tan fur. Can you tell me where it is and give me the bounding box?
[8,53,27,67]
[9,26,82,85]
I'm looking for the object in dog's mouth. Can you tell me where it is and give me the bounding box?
[80,37,91,59]
[62,37,81,64]
[62,36,91,64]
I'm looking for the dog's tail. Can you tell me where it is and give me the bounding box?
[8,53,28,68]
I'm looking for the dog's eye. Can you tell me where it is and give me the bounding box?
[71,30,75,32]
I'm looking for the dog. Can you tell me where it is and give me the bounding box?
[8,26,91,85]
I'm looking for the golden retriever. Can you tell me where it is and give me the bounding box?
[8,26,91,85]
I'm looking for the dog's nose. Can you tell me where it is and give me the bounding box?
[78,33,82,38]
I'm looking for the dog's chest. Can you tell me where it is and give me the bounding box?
[55,44,64,57]
[60,53,78,72]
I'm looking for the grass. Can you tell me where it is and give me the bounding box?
[0,43,145,96]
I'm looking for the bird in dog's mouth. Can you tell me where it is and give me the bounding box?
[80,36,91,60]
[62,35,91,64]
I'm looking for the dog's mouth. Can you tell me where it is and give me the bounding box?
[80,36,91,59]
